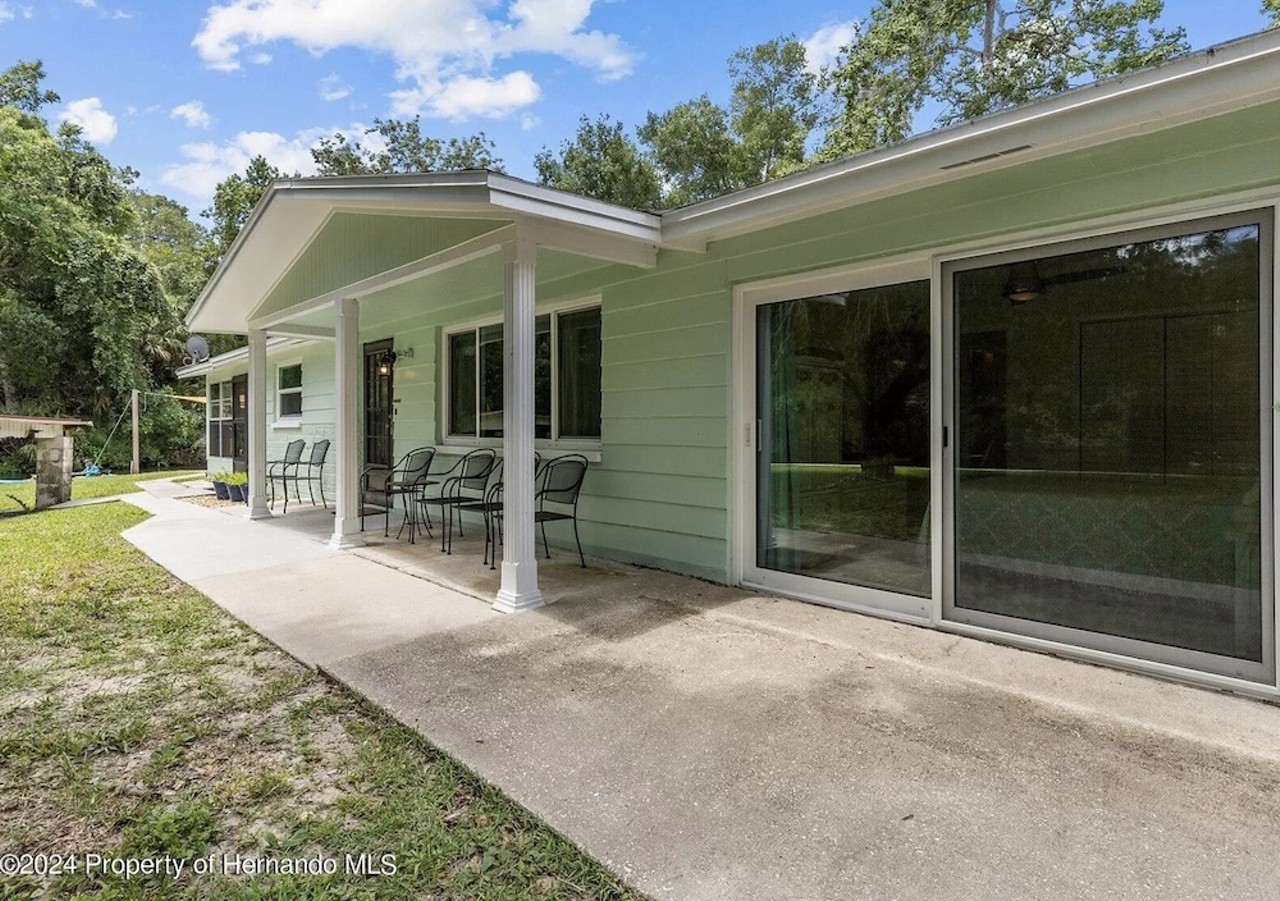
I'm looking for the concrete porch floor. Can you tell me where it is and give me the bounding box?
[121,483,1280,900]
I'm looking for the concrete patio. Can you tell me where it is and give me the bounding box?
[121,482,1280,901]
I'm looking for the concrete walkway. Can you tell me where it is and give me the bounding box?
[120,485,1280,901]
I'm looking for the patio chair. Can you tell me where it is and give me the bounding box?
[266,438,306,513]
[417,448,497,554]
[277,439,330,509]
[490,454,588,569]
[360,446,437,543]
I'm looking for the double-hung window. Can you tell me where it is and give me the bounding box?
[277,363,303,422]
[446,303,602,442]
[208,381,233,456]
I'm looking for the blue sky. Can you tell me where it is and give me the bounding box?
[0,1,1271,218]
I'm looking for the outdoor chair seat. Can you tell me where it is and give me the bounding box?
[275,438,330,510]
[360,446,436,542]
[489,454,588,569]
[417,448,497,554]
[266,438,306,513]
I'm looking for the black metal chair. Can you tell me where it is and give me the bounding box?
[360,446,436,543]
[277,439,330,509]
[267,438,306,512]
[417,448,497,554]
[490,454,588,568]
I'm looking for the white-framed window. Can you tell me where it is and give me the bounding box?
[443,300,602,443]
[208,380,233,457]
[276,363,303,421]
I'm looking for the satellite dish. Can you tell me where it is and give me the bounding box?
[184,335,211,365]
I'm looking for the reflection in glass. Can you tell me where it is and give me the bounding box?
[449,331,476,436]
[757,280,931,596]
[952,222,1264,662]
[558,308,603,438]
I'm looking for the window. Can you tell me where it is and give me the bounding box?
[446,304,602,442]
[208,380,233,457]
[277,363,302,420]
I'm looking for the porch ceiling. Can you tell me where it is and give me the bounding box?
[187,171,661,335]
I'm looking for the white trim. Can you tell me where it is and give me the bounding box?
[441,296,604,447]
[274,360,304,425]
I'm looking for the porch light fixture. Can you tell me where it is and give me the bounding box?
[377,350,398,376]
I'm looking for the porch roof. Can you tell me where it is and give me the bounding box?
[186,170,663,334]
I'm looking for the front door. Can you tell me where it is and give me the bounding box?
[364,339,394,468]
[230,374,248,473]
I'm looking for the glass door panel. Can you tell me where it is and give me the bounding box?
[756,280,931,597]
[949,217,1269,674]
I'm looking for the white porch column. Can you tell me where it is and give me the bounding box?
[247,328,271,520]
[494,239,544,613]
[329,296,365,549]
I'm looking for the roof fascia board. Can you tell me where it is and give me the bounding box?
[521,217,659,269]
[661,31,1280,247]
[248,223,516,329]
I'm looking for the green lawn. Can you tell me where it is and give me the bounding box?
[0,502,646,900]
[0,470,204,515]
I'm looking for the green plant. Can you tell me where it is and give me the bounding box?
[223,472,248,487]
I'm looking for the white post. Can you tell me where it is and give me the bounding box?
[494,238,544,613]
[329,296,365,549]
[130,389,140,475]
[247,328,271,519]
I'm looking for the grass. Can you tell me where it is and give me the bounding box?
[0,503,647,900]
[0,470,203,515]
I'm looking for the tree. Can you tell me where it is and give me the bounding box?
[821,0,1188,160]
[0,98,175,416]
[729,36,823,181]
[311,117,503,176]
[0,60,58,119]
[638,96,745,208]
[534,114,662,209]
[203,155,286,259]
[1266,0,1280,26]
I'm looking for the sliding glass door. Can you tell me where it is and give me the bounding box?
[944,212,1273,680]
[752,279,932,606]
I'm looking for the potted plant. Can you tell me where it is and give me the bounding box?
[224,472,248,503]
[210,471,230,500]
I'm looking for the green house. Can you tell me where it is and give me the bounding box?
[181,28,1280,695]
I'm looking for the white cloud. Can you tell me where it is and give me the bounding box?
[58,97,118,143]
[171,100,213,129]
[519,112,538,131]
[0,2,33,21]
[192,0,637,120]
[803,19,859,75]
[319,74,351,102]
[70,0,95,7]
[159,127,340,202]
[389,71,540,120]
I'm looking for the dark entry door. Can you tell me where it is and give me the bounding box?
[364,339,394,468]
[231,374,248,473]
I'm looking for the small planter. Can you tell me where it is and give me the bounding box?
[227,483,245,502]
[212,480,230,500]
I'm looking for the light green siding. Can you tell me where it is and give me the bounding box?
[203,100,1280,586]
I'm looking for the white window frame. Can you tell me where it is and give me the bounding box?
[208,379,233,457]
[275,361,303,427]
[440,295,603,451]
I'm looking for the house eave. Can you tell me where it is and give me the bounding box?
[175,337,308,379]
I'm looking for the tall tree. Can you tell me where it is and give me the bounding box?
[534,114,662,210]
[203,155,286,259]
[821,0,1188,159]
[638,96,745,208]
[0,97,174,416]
[311,117,502,176]
[1265,0,1280,26]
[729,36,823,181]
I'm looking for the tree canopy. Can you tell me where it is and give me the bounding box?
[311,116,502,176]
[821,0,1188,159]
[534,114,663,210]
